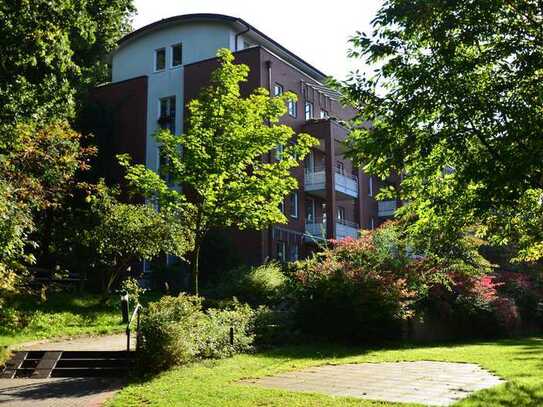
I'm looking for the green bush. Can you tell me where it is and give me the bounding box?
[286,223,451,342]
[206,262,287,306]
[139,294,254,372]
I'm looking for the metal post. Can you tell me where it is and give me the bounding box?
[121,293,129,324]
[229,326,234,346]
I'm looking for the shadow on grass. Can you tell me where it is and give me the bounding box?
[254,336,543,361]
[463,381,543,407]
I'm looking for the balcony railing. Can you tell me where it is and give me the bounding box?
[305,219,326,241]
[336,219,360,240]
[378,200,397,217]
[304,169,359,198]
[335,172,358,198]
[304,218,360,241]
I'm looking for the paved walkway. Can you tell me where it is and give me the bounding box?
[241,361,503,406]
[0,334,133,407]
[16,333,133,352]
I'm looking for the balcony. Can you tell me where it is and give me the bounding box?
[304,170,359,199]
[304,218,360,241]
[336,219,360,240]
[378,200,397,217]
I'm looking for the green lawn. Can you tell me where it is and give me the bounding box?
[0,293,124,363]
[109,337,543,406]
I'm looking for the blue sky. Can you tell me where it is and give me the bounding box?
[132,0,382,80]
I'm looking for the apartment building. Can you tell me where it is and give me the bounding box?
[90,13,397,266]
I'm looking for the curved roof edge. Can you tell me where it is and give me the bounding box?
[117,13,328,81]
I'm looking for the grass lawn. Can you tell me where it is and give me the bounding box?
[0,293,124,364]
[109,337,543,406]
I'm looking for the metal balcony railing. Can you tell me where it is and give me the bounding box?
[304,169,359,198]
[378,200,397,217]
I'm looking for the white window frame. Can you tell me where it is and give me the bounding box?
[287,98,297,118]
[158,96,176,134]
[304,101,314,120]
[171,43,183,68]
[337,206,345,221]
[154,47,166,72]
[305,197,316,222]
[275,144,284,161]
[304,151,315,173]
[273,83,284,97]
[290,192,299,219]
[320,109,329,119]
[368,176,374,197]
[336,161,345,175]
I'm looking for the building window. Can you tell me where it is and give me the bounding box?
[171,43,183,67]
[287,98,297,117]
[320,109,329,119]
[368,176,374,197]
[290,192,299,219]
[279,199,285,214]
[305,198,315,222]
[337,206,345,222]
[155,48,166,71]
[304,101,314,120]
[289,244,299,261]
[336,161,345,175]
[276,241,286,262]
[275,144,284,161]
[273,83,284,97]
[159,96,176,134]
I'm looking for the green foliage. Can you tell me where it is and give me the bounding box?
[119,277,146,306]
[286,223,485,341]
[341,0,543,262]
[120,49,318,294]
[139,294,254,372]
[0,121,92,296]
[207,262,287,306]
[84,181,194,291]
[0,292,123,364]
[0,0,134,300]
[0,0,134,129]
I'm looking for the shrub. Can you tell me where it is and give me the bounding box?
[286,224,446,342]
[206,262,287,306]
[119,277,146,306]
[253,306,300,346]
[139,294,254,372]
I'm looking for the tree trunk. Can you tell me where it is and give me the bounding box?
[190,243,201,296]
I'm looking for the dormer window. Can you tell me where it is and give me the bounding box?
[155,48,166,71]
[172,43,183,67]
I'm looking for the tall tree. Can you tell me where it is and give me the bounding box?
[0,0,135,131]
[120,49,318,295]
[0,0,135,289]
[342,0,543,261]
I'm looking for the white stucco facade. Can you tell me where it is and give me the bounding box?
[111,21,246,171]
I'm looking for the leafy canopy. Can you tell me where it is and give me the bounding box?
[342,0,543,261]
[84,181,194,290]
[120,49,318,293]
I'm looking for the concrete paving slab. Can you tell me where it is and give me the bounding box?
[240,361,503,406]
